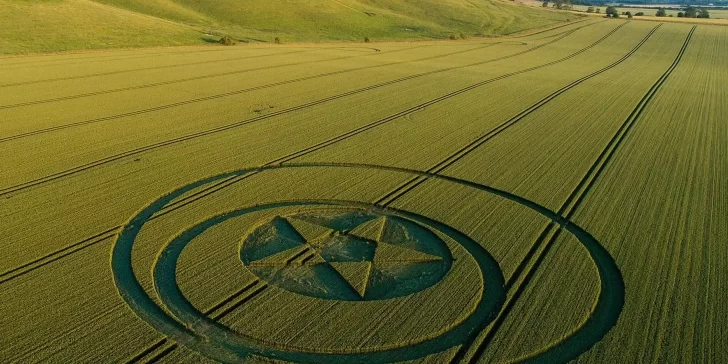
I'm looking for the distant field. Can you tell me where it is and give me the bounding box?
[0,0,577,54]
[1,19,726,363]
[571,4,728,18]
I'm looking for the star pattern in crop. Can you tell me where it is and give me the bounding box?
[242,213,449,301]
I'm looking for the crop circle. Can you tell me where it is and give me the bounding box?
[112,163,623,363]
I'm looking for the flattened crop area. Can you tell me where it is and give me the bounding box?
[1,19,725,363]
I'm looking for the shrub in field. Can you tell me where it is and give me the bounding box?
[678,11,684,17]
[274,37,282,44]
[635,12,644,16]
[587,6,595,13]
[219,36,235,46]
[364,37,370,43]
[449,34,457,40]
[542,1,549,7]
[698,8,710,18]
[656,8,667,17]
[605,6,618,17]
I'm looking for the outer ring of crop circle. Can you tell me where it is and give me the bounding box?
[112,162,624,364]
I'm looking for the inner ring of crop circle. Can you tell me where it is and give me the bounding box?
[238,207,455,301]
[153,199,500,362]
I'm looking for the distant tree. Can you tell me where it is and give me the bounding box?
[459,33,466,39]
[587,6,595,12]
[656,8,667,17]
[677,11,685,17]
[542,1,549,7]
[552,0,572,10]
[627,11,633,18]
[635,11,644,16]
[605,5,618,17]
[697,8,710,18]
[596,8,601,13]
[364,37,370,43]
[274,37,282,44]
[684,7,698,17]
[449,34,457,40]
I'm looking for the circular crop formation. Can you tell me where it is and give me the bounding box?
[112,163,623,363]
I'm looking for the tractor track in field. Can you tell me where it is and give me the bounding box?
[0,46,290,69]
[0,20,615,285]
[375,22,658,207]
[508,18,590,38]
[0,44,434,111]
[0,21,597,132]
[117,19,674,364]
[0,44,388,70]
[116,21,658,361]
[0,49,323,88]
[0,20,602,197]
[454,25,696,364]
[0,46,267,67]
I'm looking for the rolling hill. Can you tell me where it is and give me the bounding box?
[0,0,577,54]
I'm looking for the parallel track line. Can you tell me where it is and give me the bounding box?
[0,21,599,197]
[0,20,608,284]
[457,25,696,364]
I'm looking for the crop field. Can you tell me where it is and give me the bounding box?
[1,18,726,363]
[571,4,728,19]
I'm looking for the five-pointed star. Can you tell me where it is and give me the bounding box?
[247,216,442,298]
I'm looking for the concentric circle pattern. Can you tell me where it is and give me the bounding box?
[111,163,623,363]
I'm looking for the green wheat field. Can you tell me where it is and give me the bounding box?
[1,2,726,363]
